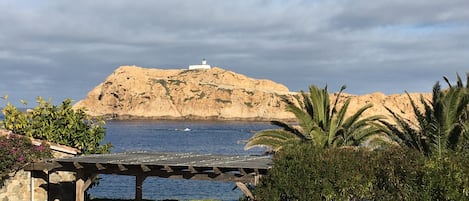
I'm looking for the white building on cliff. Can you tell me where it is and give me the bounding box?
[188,58,211,70]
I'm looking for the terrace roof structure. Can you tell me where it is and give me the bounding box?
[27,151,272,201]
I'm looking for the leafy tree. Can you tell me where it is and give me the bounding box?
[381,73,469,157]
[2,97,111,154]
[245,85,385,151]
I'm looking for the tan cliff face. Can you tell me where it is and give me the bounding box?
[330,92,431,124]
[74,65,431,123]
[74,66,296,120]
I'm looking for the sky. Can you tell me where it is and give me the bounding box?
[1,0,469,106]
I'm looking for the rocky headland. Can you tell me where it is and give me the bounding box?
[74,65,430,122]
[74,66,296,121]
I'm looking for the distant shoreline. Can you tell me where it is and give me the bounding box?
[99,113,297,123]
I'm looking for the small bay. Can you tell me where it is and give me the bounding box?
[88,120,273,201]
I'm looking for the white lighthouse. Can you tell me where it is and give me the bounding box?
[188,58,211,70]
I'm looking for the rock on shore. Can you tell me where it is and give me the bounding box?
[74,65,431,122]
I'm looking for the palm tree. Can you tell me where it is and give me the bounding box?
[381,73,469,157]
[245,85,385,152]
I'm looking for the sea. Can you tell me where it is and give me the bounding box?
[85,119,274,201]
[0,111,274,200]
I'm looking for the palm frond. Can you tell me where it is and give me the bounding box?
[309,85,329,129]
[249,129,301,141]
[331,85,347,117]
[342,103,374,129]
[447,124,463,151]
[455,91,469,118]
[466,72,469,88]
[301,91,315,122]
[246,84,389,151]
[244,129,300,150]
[456,73,463,88]
[270,120,310,141]
[335,98,351,128]
[310,128,327,148]
[385,73,469,157]
[382,107,425,152]
[284,103,314,139]
[443,76,452,88]
[327,118,339,146]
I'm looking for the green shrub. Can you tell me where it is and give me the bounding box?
[421,153,469,200]
[254,143,454,201]
[2,97,111,154]
[0,134,51,186]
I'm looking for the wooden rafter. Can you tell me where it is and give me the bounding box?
[27,152,272,201]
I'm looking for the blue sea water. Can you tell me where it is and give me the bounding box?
[87,120,274,201]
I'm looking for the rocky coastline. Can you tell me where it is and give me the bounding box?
[74,65,430,123]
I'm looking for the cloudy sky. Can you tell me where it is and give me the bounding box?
[1,0,468,106]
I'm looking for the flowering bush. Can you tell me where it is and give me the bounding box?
[0,134,51,186]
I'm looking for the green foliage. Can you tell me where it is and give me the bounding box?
[252,73,469,200]
[184,96,195,102]
[168,79,186,86]
[215,98,232,104]
[2,97,111,154]
[197,92,206,99]
[244,102,254,108]
[0,134,52,186]
[245,85,385,151]
[243,90,255,96]
[423,153,469,200]
[254,142,469,201]
[382,73,469,158]
[219,87,233,94]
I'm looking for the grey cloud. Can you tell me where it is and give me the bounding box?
[1,0,468,106]
[330,0,469,29]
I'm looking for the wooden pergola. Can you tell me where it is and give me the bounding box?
[29,152,272,201]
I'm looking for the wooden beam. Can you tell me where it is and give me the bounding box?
[239,168,247,175]
[254,175,261,185]
[141,164,151,172]
[117,164,128,171]
[163,165,173,173]
[23,161,62,171]
[213,167,221,174]
[73,162,84,169]
[135,175,146,201]
[188,166,198,173]
[95,163,106,170]
[83,174,98,191]
[75,170,85,201]
[75,172,98,201]
[236,182,254,200]
[164,172,255,182]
